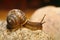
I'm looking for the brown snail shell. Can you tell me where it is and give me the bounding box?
[7,9,26,30]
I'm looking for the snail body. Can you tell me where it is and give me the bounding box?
[24,14,46,30]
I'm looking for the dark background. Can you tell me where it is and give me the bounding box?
[0,0,60,10]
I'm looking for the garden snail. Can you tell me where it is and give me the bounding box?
[6,9,46,31]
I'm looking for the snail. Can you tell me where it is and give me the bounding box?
[6,9,46,31]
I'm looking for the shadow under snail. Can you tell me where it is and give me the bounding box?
[6,9,46,31]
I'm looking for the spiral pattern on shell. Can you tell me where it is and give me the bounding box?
[7,9,26,29]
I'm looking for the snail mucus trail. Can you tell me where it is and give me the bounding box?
[6,9,46,31]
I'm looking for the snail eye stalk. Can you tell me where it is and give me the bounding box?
[40,14,46,23]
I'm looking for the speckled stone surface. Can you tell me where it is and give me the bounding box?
[0,21,52,40]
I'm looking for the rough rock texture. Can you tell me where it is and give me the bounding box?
[29,6,60,40]
[0,20,52,40]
